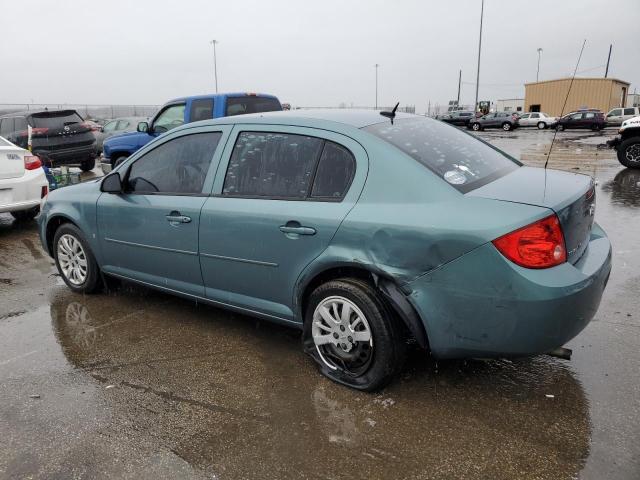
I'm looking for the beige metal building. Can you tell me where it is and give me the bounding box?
[524,77,630,116]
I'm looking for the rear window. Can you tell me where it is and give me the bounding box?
[225,96,282,117]
[30,111,83,128]
[363,117,519,193]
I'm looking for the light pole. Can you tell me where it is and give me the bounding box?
[474,0,484,113]
[375,64,379,110]
[210,39,219,93]
[536,48,543,82]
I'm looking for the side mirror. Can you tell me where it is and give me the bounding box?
[137,121,149,133]
[101,172,123,193]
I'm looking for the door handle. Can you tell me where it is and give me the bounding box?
[279,222,316,236]
[166,211,191,224]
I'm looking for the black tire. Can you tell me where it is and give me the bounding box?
[53,223,102,294]
[617,137,640,169]
[80,158,96,172]
[471,122,481,131]
[537,122,546,130]
[502,122,512,131]
[304,278,407,391]
[10,207,39,221]
[113,155,129,168]
[556,124,565,131]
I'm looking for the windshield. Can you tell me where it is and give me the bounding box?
[225,96,282,116]
[30,110,83,128]
[363,117,520,193]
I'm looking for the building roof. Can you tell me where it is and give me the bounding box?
[525,77,630,87]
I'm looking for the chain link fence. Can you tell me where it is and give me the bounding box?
[0,104,160,120]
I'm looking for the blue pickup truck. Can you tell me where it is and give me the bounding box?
[101,92,282,173]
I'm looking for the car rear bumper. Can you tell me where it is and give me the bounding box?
[34,145,96,166]
[0,169,48,213]
[407,222,612,359]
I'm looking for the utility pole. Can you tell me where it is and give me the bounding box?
[375,64,379,110]
[474,0,484,113]
[210,39,219,93]
[536,48,543,82]
[457,69,462,106]
[605,44,612,78]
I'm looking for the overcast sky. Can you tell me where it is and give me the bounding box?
[2,0,638,112]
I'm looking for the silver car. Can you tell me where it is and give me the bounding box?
[94,117,148,153]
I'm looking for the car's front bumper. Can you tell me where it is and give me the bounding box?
[407,222,612,359]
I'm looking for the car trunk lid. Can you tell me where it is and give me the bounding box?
[0,144,25,180]
[468,166,596,264]
[28,110,94,156]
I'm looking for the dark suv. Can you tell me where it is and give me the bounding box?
[468,112,519,131]
[556,110,605,131]
[440,110,476,127]
[0,110,97,171]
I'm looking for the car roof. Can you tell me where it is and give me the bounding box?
[0,109,78,118]
[189,109,417,129]
[166,92,280,104]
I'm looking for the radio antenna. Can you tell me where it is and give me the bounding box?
[544,39,586,170]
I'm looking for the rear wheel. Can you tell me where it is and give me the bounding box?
[80,158,96,172]
[305,278,407,391]
[471,122,481,131]
[53,224,101,293]
[617,137,640,169]
[502,122,512,131]
[10,207,39,221]
[556,124,565,131]
[537,122,547,129]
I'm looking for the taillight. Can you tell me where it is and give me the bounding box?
[41,185,48,198]
[492,214,566,269]
[31,127,49,136]
[24,155,42,170]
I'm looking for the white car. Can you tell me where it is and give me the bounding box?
[605,107,640,126]
[0,136,48,220]
[518,112,558,129]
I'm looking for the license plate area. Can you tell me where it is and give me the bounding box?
[0,189,12,206]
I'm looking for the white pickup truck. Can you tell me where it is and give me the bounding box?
[607,115,640,168]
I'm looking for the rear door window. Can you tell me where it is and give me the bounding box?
[191,98,214,122]
[311,141,356,199]
[0,118,15,136]
[364,118,519,193]
[222,131,323,198]
[127,132,222,195]
[225,97,282,117]
[116,120,130,130]
[623,108,636,116]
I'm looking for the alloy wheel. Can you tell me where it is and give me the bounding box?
[625,144,640,164]
[57,234,88,285]
[311,296,373,375]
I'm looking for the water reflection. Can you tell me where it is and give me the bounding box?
[50,287,591,479]
[601,168,640,207]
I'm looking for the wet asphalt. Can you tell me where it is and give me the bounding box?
[0,128,638,479]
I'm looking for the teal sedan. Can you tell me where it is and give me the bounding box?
[38,110,612,390]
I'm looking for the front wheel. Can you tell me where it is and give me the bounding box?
[556,124,565,131]
[113,154,129,168]
[537,122,547,130]
[617,137,640,168]
[471,123,481,131]
[53,224,102,293]
[80,158,96,172]
[502,122,512,131]
[305,278,407,391]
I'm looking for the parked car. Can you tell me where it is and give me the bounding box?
[440,110,476,127]
[0,136,48,220]
[0,110,97,171]
[605,107,640,126]
[606,115,640,168]
[518,112,558,129]
[468,112,519,131]
[101,92,282,173]
[38,110,611,391]
[556,110,605,131]
[94,117,147,153]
